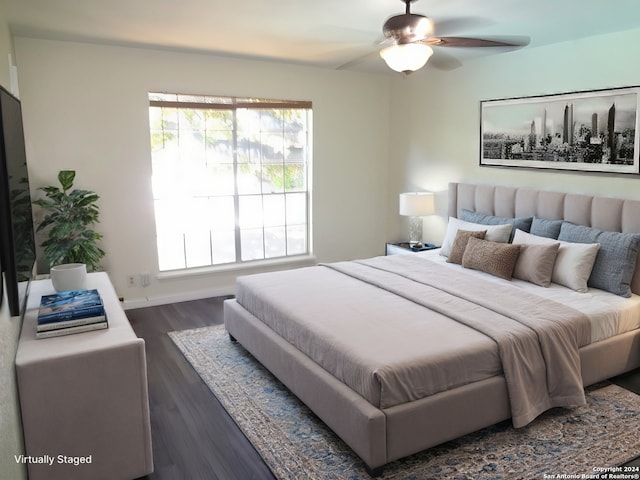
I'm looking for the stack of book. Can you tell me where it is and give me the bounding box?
[36,289,108,339]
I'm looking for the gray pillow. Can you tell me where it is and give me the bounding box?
[530,217,563,239]
[558,222,640,297]
[460,209,533,241]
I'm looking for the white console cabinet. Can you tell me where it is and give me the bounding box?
[15,272,153,480]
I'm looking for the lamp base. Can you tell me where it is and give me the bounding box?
[408,216,423,245]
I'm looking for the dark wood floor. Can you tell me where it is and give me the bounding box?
[127,296,276,480]
[127,297,640,478]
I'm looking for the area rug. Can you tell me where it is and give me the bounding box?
[169,325,640,480]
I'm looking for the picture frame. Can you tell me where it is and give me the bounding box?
[480,86,640,174]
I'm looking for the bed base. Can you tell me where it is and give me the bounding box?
[225,299,640,474]
[222,182,640,474]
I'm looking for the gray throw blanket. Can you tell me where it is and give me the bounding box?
[325,255,592,427]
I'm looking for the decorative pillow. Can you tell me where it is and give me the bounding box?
[513,229,600,292]
[558,222,640,297]
[459,209,533,241]
[446,229,487,265]
[440,217,513,257]
[461,237,522,280]
[530,217,563,239]
[512,242,560,287]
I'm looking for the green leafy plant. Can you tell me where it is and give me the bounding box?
[33,170,105,271]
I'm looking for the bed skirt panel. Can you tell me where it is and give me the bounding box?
[579,329,640,386]
[384,375,510,462]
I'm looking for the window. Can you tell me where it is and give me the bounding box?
[148,93,312,271]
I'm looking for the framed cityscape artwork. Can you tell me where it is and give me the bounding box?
[480,86,640,174]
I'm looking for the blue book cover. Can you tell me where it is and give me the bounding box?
[38,289,105,324]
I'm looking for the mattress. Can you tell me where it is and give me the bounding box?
[237,263,501,408]
[235,251,640,427]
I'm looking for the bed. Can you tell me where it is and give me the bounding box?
[223,182,640,475]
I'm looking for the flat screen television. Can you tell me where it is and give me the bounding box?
[0,85,36,318]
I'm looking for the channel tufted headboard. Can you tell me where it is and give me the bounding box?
[448,182,640,294]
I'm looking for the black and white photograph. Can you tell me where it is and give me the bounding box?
[480,87,640,174]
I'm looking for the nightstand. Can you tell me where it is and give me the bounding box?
[385,242,438,255]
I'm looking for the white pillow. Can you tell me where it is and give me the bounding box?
[512,229,600,292]
[440,217,513,257]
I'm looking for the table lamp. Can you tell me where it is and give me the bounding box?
[399,192,435,245]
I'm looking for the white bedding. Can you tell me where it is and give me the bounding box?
[416,249,640,343]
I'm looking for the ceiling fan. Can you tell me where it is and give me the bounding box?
[375,0,530,74]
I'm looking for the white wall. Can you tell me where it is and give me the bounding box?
[388,28,640,246]
[14,28,640,305]
[14,37,392,305]
[0,8,11,89]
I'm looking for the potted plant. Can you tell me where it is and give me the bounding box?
[33,170,105,272]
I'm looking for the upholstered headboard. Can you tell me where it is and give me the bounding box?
[448,182,640,294]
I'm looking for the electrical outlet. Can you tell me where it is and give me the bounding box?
[127,275,137,287]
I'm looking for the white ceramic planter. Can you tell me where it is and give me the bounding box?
[50,263,88,292]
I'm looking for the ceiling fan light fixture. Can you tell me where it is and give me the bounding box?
[380,43,434,73]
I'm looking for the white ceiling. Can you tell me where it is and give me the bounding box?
[6,0,640,73]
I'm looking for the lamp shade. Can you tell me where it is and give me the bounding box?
[380,43,434,73]
[399,192,435,217]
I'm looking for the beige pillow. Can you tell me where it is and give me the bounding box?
[446,229,487,265]
[512,229,600,292]
[440,217,513,257]
[461,237,522,280]
[513,242,561,287]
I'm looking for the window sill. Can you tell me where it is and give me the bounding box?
[156,254,317,280]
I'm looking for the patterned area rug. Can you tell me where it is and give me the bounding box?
[169,325,640,480]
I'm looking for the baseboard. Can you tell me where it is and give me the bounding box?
[122,285,235,310]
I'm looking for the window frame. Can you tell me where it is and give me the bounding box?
[148,92,313,272]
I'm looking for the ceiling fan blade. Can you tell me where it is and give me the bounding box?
[336,50,380,70]
[427,50,463,71]
[337,42,462,72]
[431,17,494,37]
[424,36,530,48]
